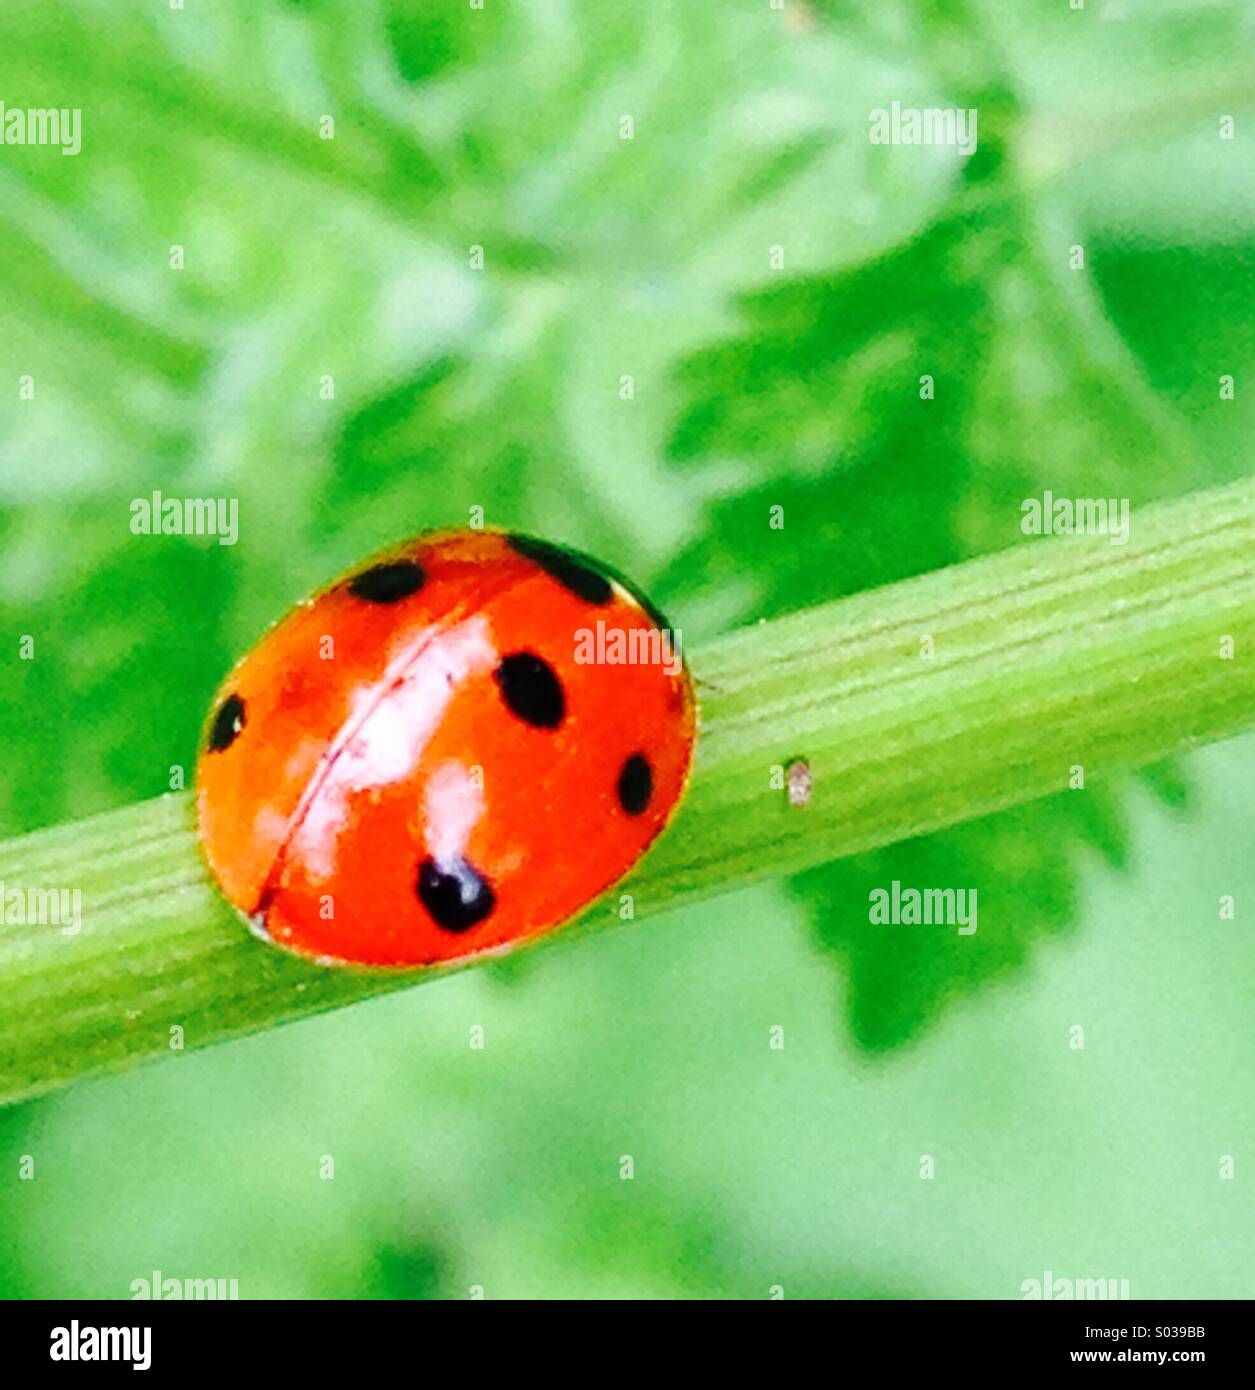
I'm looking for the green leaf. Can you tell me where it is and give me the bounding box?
[658,0,1255,1046]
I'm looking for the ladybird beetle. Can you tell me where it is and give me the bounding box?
[195,530,697,968]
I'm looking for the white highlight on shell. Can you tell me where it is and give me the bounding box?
[291,615,497,879]
[423,760,485,867]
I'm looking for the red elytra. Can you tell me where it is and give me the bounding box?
[195,530,697,967]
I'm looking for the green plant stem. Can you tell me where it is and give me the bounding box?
[3,478,1254,1106]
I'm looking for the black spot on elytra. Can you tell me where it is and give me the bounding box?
[617,753,653,815]
[506,533,674,633]
[495,651,565,729]
[207,693,245,752]
[417,856,495,932]
[508,533,613,605]
[348,559,426,603]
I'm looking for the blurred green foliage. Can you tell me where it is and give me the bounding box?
[1,0,1253,1298]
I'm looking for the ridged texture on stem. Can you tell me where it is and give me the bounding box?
[2,478,1253,1105]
